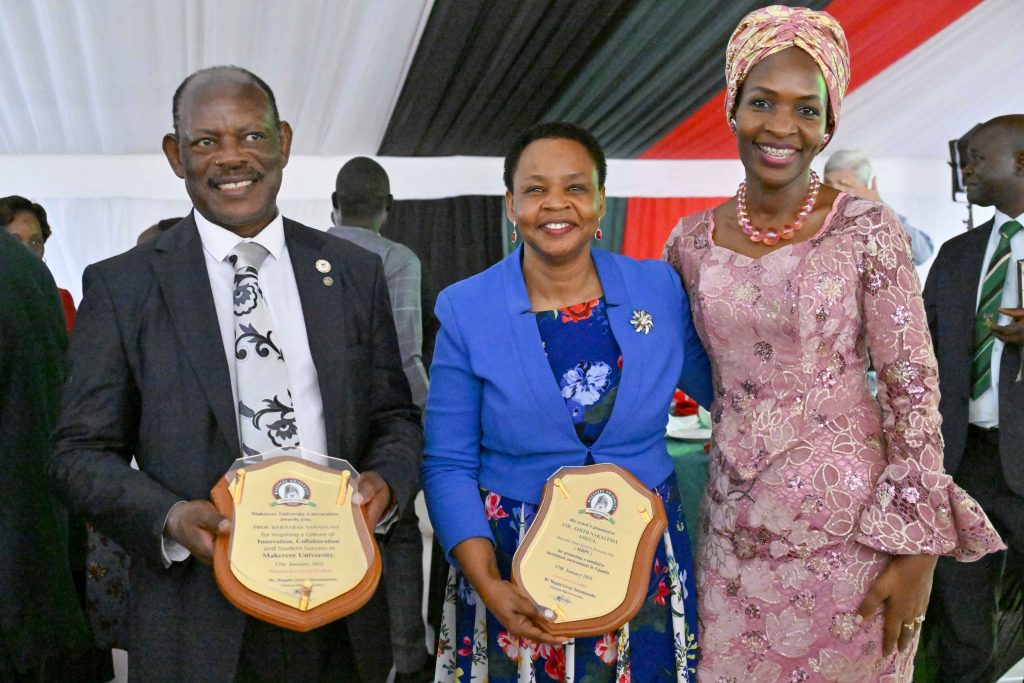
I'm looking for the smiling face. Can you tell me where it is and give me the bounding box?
[505,137,605,266]
[734,47,828,189]
[5,210,45,258]
[163,75,292,237]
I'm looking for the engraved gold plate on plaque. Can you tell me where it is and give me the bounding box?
[511,463,666,637]
[210,450,381,632]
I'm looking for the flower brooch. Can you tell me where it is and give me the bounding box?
[630,309,653,334]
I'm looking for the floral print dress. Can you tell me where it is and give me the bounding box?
[664,194,1004,682]
[434,298,699,683]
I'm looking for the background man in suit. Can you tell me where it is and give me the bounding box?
[923,114,1024,682]
[0,232,89,681]
[48,66,421,682]
[329,158,432,682]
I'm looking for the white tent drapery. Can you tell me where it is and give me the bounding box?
[0,0,1018,300]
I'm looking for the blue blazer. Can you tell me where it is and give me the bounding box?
[422,246,712,558]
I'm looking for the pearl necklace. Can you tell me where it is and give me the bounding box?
[736,171,821,246]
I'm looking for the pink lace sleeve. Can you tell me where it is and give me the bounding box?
[855,207,1004,561]
[662,216,690,275]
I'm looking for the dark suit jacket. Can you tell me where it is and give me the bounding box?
[48,215,422,682]
[0,235,88,674]
[923,218,1024,495]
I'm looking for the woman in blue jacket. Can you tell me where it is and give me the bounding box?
[422,122,712,683]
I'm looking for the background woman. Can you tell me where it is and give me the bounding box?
[423,122,711,682]
[1,195,76,330]
[663,7,1003,681]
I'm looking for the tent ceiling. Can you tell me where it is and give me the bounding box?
[0,0,433,154]
[0,0,1021,161]
[828,0,1024,159]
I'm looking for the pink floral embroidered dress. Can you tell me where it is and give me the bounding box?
[664,193,1004,682]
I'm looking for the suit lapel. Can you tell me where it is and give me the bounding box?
[501,248,579,439]
[152,214,239,457]
[285,220,346,460]
[592,248,635,442]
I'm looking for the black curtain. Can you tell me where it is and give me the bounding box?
[382,195,506,367]
[380,0,830,159]
[544,0,831,158]
[378,0,634,156]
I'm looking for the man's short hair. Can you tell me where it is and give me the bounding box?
[976,114,1024,143]
[824,149,873,186]
[0,195,50,241]
[171,66,280,136]
[334,157,391,223]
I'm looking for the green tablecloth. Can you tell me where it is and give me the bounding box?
[667,437,709,548]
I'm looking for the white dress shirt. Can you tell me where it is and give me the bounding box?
[163,211,327,564]
[194,210,328,456]
[969,209,1024,428]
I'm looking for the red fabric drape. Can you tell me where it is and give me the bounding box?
[621,197,729,261]
[641,0,982,159]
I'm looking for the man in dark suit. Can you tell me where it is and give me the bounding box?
[1,232,89,681]
[48,66,422,682]
[923,114,1024,682]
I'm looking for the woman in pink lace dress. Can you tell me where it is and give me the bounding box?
[663,7,1004,682]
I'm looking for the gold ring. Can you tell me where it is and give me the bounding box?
[913,615,925,624]
[902,623,915,631]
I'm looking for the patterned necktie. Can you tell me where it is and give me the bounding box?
[229,242,300,455]
[971,219,1022,399]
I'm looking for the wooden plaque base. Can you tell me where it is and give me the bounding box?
[511,463,666,638]
[210,456,381,632]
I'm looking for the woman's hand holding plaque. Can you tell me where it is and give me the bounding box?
[511,463,666,638]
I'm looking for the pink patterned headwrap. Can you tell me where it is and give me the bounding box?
[725,5,850,137]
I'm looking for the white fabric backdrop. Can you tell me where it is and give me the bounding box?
[0,0,433,154]
[829,0,1024,159]
[3,0,1019,158]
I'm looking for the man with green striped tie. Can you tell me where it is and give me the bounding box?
[923,114,1024,683]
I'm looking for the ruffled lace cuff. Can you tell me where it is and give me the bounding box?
[856,460,1005,561]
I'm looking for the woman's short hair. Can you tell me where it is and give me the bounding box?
[0,195,50,241]
[503,121,607,192]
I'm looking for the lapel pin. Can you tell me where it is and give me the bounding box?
[315,258,331,273]
[322,276,334,287]
[630,309,654,334]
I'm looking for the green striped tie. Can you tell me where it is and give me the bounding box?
[971,219,1022,399]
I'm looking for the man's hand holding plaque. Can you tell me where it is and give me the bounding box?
[512,463,666,638]
[209,447,382,632]
[165,500,231,564]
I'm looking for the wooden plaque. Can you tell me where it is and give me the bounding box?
[511,463,666,637]
[210,455,381,632]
